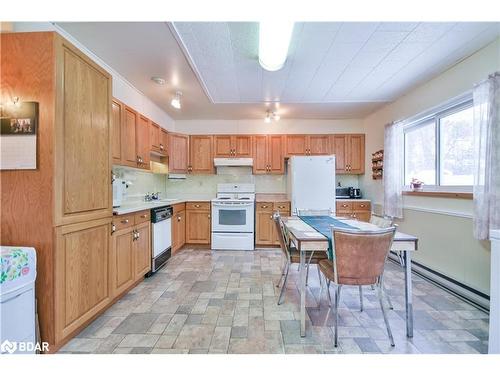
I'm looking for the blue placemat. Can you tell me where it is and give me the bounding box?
[298,216,357,260]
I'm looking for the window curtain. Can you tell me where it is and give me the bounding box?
[473,72,500,240]
[383,121,404,219]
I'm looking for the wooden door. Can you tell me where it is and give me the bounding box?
[234,135,253,157]
[332,135,348,174]
[285,135,307,156]
[134,221,151,280]
[347,134,365,174]
[256,210,273,245]
[189,135,213,174]
[110,227,135,297]
[150,122,161,152]
[122,106,138,167]
[308,135,330,155]
[186,210,211,244]
[252,135,268,174]
[168,133,189,174]
[136,115,150,170]
[160,129,168,156]
[56,43,112,225]
[111,99,123,165]
[54,218,111,342]
[214,135,233,158]
[268,135,285,174]
[172,210,186,253]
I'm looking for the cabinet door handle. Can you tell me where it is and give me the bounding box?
[177,216,181,221]
[160,144,164,150]
[194,204,200,208]
[278,206,285,209]
[111,223,116,234]
[208,214,211,219]
[261,205,268,209]
[140,214,147,218]
[121,219,129,224]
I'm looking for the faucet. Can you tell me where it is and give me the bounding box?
[151,192,161,200]
[144,193,153,202]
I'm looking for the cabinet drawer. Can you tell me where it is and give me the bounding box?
[186,202,210,211]
[336,201,353,211]
[134,210,150,224]
[172,202,186,214]
[353,201,371,211]
[273,202,290,211]
[256,202,273,212]
[113,214,135,231]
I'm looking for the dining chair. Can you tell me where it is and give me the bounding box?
[273,212,327,305]
[319,226,397,347]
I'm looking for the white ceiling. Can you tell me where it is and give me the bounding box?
[57,22,500,120]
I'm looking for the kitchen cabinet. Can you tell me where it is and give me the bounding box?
[331,134,365,174]
[336,200,371,222]
[54,218,111,343]
[133,221,151,280]
[271,202,291,245]
[172,203,186,253]
[253,135,285,175]
[111,99,123,165]
[160,129,169,156]
[214,135,253,158]
[185,202,211,245]
[189,135,214,174]
[285,135,330,156]
[150,121,161,152]
[168,133,189,174]
[255,201,290,246]
[121,105,138,167]
[136,115,150,170]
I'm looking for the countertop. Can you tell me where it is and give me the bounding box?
[255,193,289,202]
[113,197,212,215]
[336,198,371,202]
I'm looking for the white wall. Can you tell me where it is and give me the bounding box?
[11,22,175,130]
[175,118,364,134]
[361,37,500,295]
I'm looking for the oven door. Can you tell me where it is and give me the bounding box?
[211,201,254,233]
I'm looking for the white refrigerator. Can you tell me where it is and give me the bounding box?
[287,155,336,215]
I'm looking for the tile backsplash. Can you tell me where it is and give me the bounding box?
[113,165,360,201]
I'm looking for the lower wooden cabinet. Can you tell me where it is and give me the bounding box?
[54,218,112,343]
[255,201,290,246]
[172,203,186,253]
[133,221,151,280]
[186,202,211,245]
[336,200,371,222]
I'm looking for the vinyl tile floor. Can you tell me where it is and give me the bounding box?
[60,249,489,354]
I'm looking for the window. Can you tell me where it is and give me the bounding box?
[403,99,473,190]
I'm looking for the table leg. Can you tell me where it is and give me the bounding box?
[404,250,413,338]
[300,248,306,337]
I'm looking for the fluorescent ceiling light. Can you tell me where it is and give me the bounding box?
[259,21,294,72]
[171,91,182,109]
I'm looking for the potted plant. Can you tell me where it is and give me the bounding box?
[410,178,424,191]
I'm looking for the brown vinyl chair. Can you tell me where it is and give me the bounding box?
[273,212,327,305]
[319,226,396,347]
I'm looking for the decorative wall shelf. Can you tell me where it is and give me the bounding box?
[372,149,383,180]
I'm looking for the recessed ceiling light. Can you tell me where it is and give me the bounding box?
[171,91,182,109]
[151,76,166,85]
[259,21,294,72]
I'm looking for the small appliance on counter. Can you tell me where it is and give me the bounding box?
[349,188,362,199]
[112,178,127,207]
[335,186,351,199]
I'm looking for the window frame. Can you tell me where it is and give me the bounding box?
[402,96,474,193]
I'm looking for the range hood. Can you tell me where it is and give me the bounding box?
[214,158,253,167]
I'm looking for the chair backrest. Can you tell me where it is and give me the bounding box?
[297,209,331,216]
[330,226,396,286]
[273,213,291,261]
[369,214,394,228]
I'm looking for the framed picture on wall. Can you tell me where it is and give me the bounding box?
[0,101,38,170]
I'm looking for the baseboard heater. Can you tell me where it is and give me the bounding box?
[388,252,490,311]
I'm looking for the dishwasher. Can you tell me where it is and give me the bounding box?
[150,206,173,274]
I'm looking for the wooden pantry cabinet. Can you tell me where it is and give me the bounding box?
[185,202,211,245]
[172,203,186,253]
[214,135,253,158]
[253,135,285,174]
[331,134,365,174]
[0,32,113,350]
[285,135,330,156]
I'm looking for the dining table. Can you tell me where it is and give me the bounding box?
[281,215,418,338]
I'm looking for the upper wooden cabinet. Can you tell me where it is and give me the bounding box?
[189,135,214,174]
[285,135,331,156]
[160,129,169,156]
[149,121,161,152]
[253,135,285,175]
[136,115,150,170]
[214,135,253,158]
[111,99,123,165]
[168,133,189,174]
[121,105,138,167]
[331,134,365,174]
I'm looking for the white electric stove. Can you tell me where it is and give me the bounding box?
[211,183,255,250]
